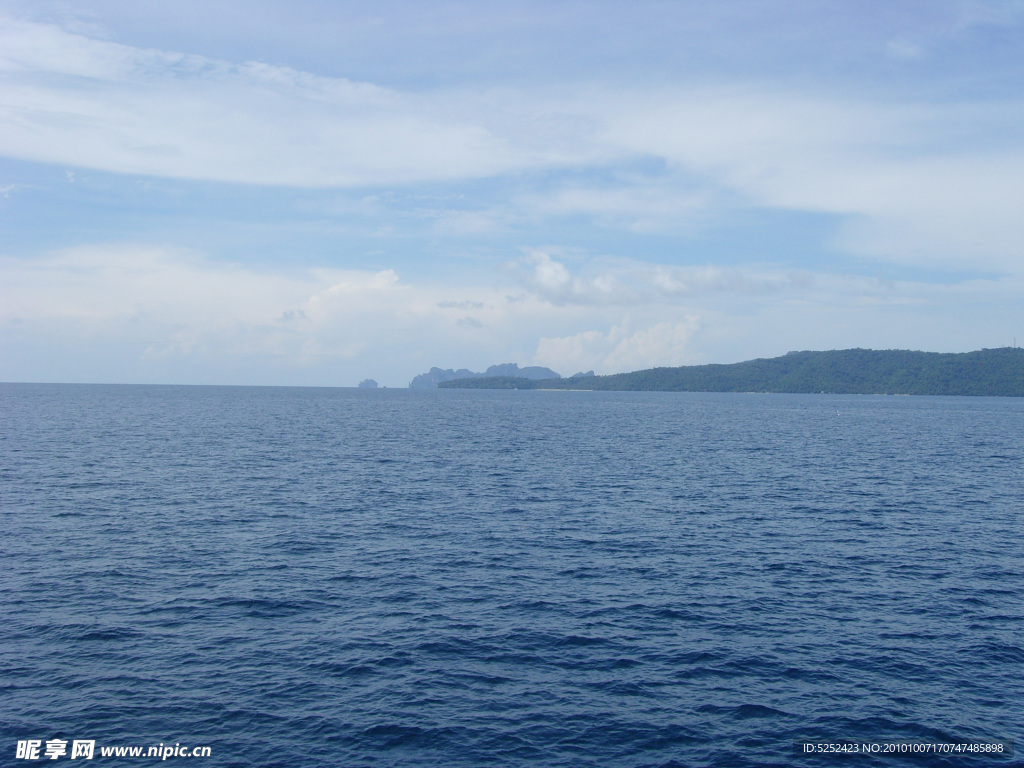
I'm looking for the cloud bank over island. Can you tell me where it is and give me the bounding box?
[1,1,1022,385]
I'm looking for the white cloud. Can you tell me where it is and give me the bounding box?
[0,245,417,379]
[593,89,1024,270]
[514,250,862,307]
[535,319,701,374]
[1,244,1019,385]
[2,13,1024,272]
[0,18,544,186]
[0,244,571,384]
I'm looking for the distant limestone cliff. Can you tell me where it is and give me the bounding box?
[437,348,1024,397]
[409,363,561,389]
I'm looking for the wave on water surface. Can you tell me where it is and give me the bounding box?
[1,385,1022,767]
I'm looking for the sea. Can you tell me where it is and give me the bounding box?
[2,384,1022,767]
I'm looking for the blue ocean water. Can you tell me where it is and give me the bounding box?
[1,384,1022,767]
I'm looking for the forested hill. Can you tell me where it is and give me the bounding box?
[438,348,1024,396]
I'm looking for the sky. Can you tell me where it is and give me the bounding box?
[1,0,1023,386]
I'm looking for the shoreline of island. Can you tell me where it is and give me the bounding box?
[433,347,1024,397]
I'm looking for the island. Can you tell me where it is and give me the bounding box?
[437,348,1024,397]
[409,363,561,388]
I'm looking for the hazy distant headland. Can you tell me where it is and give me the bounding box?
[409,363,561,388]
[436,348,1024,397]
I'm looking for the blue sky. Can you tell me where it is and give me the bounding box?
[1,0,1022,385]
